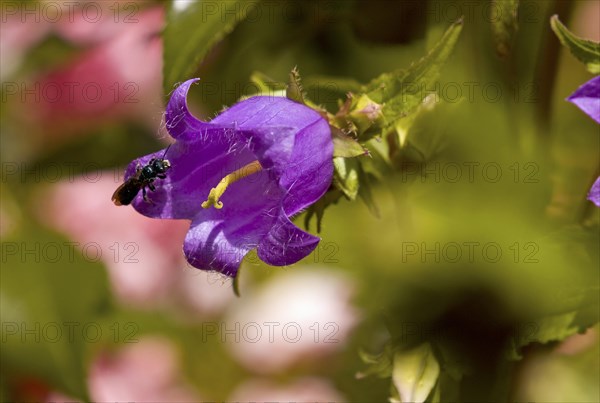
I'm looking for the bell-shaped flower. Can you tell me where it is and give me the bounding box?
[121,79,333,277]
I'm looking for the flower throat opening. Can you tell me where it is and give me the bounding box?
[201,160,263,209]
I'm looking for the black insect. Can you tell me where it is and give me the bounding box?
[112,146,172,206]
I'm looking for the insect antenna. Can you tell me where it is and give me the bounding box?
[161,144,173,159]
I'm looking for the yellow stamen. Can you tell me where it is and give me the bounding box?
[201,160,263,209]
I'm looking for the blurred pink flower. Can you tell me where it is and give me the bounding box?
[40,173,188,306]
[33,6,164,138]
[572,0,600,42]
[3,3,164,142]
[554,327,598,356]
[54,1,146,46]
[47,336,201,402]
[224,267,359,374]
[229,377,345,402]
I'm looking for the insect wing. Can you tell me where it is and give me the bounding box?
[111,179,141,206]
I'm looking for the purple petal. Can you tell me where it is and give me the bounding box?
[567,76,600,124]
[165,78,230,141]
[588,177,600,207]
[214,96,326,176]
[257,211,320,266]
[182,169,283,276]
[280,118,334,216]
[237,126,296,174]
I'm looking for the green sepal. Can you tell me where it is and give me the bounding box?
[333,157,360,200]
[286,66,307,104]
[303,189,344,233]
[357,163,381,219]
[332,127,368,158]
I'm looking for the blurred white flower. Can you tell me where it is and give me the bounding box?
[228,377,345,402]
[178,267,235,316]
[224,267,359,373]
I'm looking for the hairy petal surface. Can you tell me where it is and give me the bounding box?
[257,211,321,266]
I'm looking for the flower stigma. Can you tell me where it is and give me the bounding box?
[201,160,264,209]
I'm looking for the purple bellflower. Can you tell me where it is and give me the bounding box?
[567,76,600,207]
[589,177,600,207]
[567,75,600,124]
[123,78,333,277]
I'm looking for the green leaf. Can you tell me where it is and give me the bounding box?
[528,312,580,344]
[357,343,395,379]
[550,15,600,74]
[332,127,368,158]
[364,18,464,129]
[333,157,359,200]
[391,343,440,403]
[511,286,599,355]
[490,0,519,59]
[1,226,112,400]
[163,0,257,94]
[357,164,380,218]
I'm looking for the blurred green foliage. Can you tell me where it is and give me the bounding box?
[1,0,598,402]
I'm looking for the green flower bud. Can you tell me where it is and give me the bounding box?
[348,94,385,133]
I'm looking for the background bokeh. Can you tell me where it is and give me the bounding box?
[1,1,598,402]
